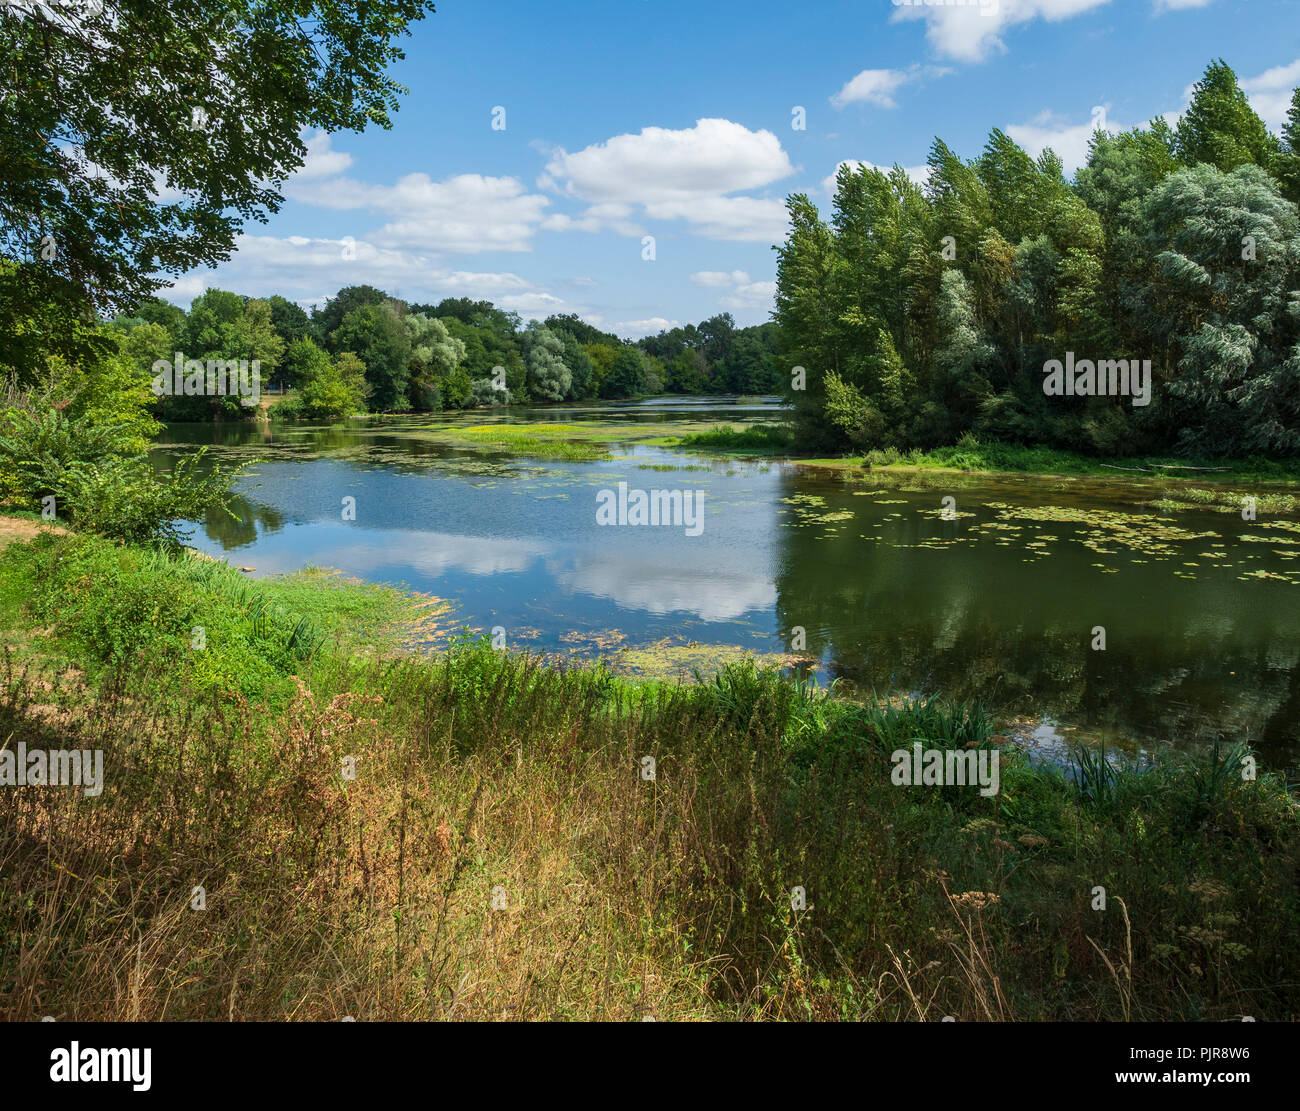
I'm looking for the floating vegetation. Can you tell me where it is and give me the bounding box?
[1149,487,1299,515]
[610,638,816,681]
[559,629,628,652]
[781,493,858,526]
[1238,568,1300,585]
[975,502,1219,560]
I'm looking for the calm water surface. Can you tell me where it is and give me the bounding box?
[155,399,1300,769]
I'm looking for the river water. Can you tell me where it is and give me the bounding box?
[155,398,1300,769]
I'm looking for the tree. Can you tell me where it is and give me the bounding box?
[1175,60,1277,173]
[665,349,708,394]
[774,194,843,446]
[330,302,412,410]
[280,342,368,420]
[560,334,595,399]
[405,314,467,410]
[267,295,312,351]
[1142,164,1300,454]
[315,286,395,348]
[1276,87,1300,206]
[584,343,619,398]
[600,346,650,399]
[520,322,572,402]
[0,0,435,378]
[544,313,622,347]
[149,290,283,420]
[281,336,326,391]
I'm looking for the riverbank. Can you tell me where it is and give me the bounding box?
[282,410,1300,489]
[676,426,1300,487]
[1,523,1297,1021]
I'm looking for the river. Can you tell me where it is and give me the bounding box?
[154,397,1300,769]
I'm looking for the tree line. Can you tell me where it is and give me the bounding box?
[106,287,782,420]
[776,60,1300,459]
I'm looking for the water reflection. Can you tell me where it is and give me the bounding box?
[155,411,1300,767]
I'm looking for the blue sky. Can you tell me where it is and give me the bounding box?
[169,0,1300,336]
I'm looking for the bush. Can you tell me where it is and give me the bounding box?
[9,531,320,697]
[62,451,249,549]
[0,398,249,549]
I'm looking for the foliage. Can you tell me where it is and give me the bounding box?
[0,1,435,379]
[0,392,245,548]
[775,60,1300,459]
[0,536,1296,1020]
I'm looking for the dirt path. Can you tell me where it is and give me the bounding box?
[0,515,65,550]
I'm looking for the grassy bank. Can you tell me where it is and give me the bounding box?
[684,425,1300,485]
[1,528,1297,1021]
[360,411,1300,487]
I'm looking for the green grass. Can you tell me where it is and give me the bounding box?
[675,423,795,453]
[1,527,1297,1021]
[0,533,433,703]
[799,440,1300,485]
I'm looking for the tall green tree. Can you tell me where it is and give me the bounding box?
[0,0,435,379]
[1175,60,1278,172]
[331,302,412,410]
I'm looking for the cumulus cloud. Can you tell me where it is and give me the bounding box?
[830,64,951,109]
[289,130,354,182]
[285,171,553,254]
[691,270,751,287]
[557,553,775,622]
[689,270,775,314]
[158,233,558,314]
[1007,105,1118,175]
[610,317,680,338]
[889,0,1113,63]
[719,281,777,312]
[541,119,794,243]
[1242,58,1300,130]
[831,69,911,109]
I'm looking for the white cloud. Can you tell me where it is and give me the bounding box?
[284,171,553,254]
[290,130,354,182]
[719,281,777,312]
[821,159,931,194]
[644,195,789,242]
[687,270,775,315]
[1242,58,1300,131]
[889,0,1113,63]
[1007,106,1119,175]
[831,69,911,109]
[611,317,679,338]
[497,291,567,315]
[557,552,775,622]
[159,233,555,311]
[542,119,794,243]
[1154,0,1214,11]
[540,201,643,237]
[544,119,792,202]
[830,64,951,110]
[164,273,209,306]
[691,270,750,287]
